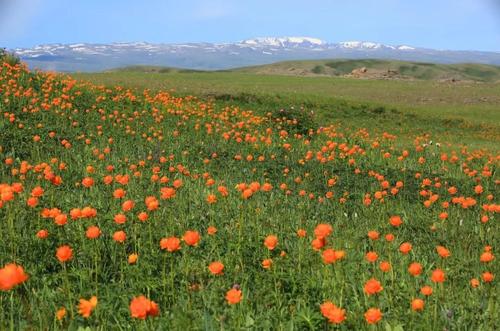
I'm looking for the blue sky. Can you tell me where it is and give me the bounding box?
[1,0,499,51]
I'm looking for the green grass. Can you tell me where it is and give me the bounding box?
[232,59,500,82]
[74,69,500,150]
[0,62,498,330]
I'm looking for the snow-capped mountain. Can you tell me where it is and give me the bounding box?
[9,37,500,72]
[240,37,325,47]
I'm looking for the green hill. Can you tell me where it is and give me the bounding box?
[110,60,500,82]
[231,59,500,82]
[108,65,203,74]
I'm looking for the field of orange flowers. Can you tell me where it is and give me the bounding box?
[0,62,498,330]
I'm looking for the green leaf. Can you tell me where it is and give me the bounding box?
[245,315,255,328]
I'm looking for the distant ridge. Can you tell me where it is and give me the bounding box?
[109,59,500,82]
[232,59,500,82]
[11,37,500,72]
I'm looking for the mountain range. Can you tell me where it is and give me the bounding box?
[11,37,500,72]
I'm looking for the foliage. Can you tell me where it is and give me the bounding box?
[0,62,498,329]
[311,65,325,74]
[0,49,20,67]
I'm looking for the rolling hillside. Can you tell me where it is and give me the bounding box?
[74,62,500,151]
[110,59,500,82]
[1,57,498,330]
[232,59,500,82]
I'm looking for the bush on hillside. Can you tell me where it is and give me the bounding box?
[0,48,21,66]
[272,106,318,136]
[311,65,325,74]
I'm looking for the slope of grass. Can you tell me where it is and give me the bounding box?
[1,62,498,330]
[73,70,500,151]
[231,59,500,82]
[107,65,203,74]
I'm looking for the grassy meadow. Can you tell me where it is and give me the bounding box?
[74,64,500,150]
[232,59,500,81]
[0,60,498,330]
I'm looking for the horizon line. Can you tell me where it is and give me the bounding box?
[7,37,500,54]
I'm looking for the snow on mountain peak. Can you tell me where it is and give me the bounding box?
[241,36,325,47]
[13,38,498,73]
[338,41,384,49]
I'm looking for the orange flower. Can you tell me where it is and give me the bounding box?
[399,242,412,254]
[0,263,29,291]
[364,278,383,295]
[54,214,68,226]
[145,197,159,211]
[411,298,425,312]
[431,269,446,283]
[56,307,66,320]
[311,238,325,251]
[208,261,224,275]
[408,262,422,276]
[365,251,378,263]
[217,185,228,196]
[183,230,200,246]
[160,237,181,252]
[70,208,82,220]
[160,187,176,199]
[130,295,159,319]
[264,235,278,250]
[334,250,346,261]
[242,188,253,199]
[172,179,183,188]
[81,206,97,218]
[56,245,73,263]
[113,188,126,199]
[207,226,217,235]
[121,200,135,212]
[261,258,273,269]
[364,308,382,324]
[225,288,242,304]
[137,212,148,222]
[420,286,433,296]
[470,278,480,288]
[482,272,494,282]
[31,186,44,197]
[128,254,138,264]
[206,194,217,204]
[36,229,48,239]
[114,213,126,224]
[78,296,97,318]
[367,230,379,240]
[314,223,332,239]
[320,301,346,324]
[389,215,402,227]
[112,231,126,243]
[27,197,38,207]
[296,229,306,237]
[322,248,337,264]
[85,225,101,239]
[436,246,451,258]
[81,177,94,188]
[379,261,391,272]
[474,185,483,194]
[480,251,494,263]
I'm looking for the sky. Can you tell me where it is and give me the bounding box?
[1,0,500,51]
